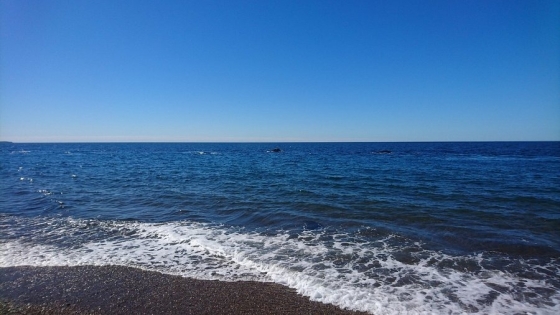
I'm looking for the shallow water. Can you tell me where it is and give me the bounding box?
[1,142,559,314]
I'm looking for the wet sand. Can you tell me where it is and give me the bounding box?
[0,265,369,314]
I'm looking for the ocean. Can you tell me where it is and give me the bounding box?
[1,142,559,314]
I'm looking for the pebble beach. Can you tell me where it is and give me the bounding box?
[0,265,368,315]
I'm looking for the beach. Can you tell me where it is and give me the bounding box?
[0,265,368,315]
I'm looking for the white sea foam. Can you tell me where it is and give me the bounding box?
[11,150,30,154]
[1,218,559,315]
[183,150,219,155]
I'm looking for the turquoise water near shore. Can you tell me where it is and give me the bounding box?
[1,142,559,314]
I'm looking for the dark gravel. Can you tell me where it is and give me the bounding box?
[0,265,369,314]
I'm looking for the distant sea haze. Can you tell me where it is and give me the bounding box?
[1,142,559,314]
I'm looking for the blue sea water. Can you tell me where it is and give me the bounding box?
[1,142,559,314]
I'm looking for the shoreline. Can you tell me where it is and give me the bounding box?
[0,265,369,315]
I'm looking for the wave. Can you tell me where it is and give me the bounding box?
[1,216,558,314]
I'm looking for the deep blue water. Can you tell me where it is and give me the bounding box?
[1,142,559,314]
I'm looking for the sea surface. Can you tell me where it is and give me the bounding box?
[1,142,559,314]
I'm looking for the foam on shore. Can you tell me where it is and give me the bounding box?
[1,217,559,314]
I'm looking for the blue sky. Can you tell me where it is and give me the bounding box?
[1,0,559,142]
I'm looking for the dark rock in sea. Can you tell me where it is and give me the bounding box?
[269,148,282,153]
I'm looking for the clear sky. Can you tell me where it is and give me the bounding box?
[1,0,559,142]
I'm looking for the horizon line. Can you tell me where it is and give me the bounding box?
[2,140,559,144]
